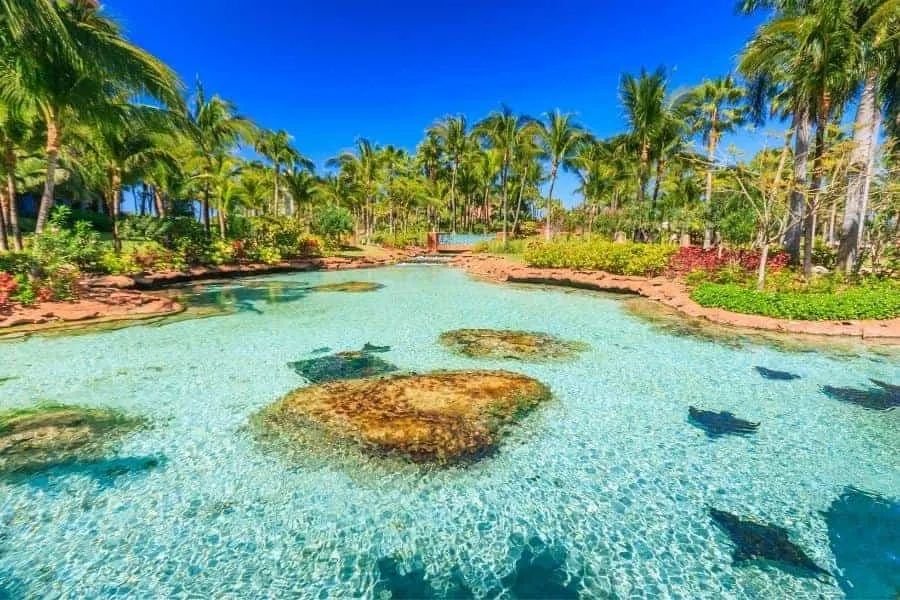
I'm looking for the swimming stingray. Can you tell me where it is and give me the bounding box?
[709,508,831,580]
[755,366,801,381]
[688,407,759,438]
[821,379,900,411]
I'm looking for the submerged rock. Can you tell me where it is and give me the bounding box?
[755,366,801,381]
[688,407,759,438]
[361,342,391,354]
[822,379,900,411]
[439,329,588,361]
[289,346,398,383]
[824,487,900,599]
[309,281,384,293]
[260,370,552,464]
[0,404,144,473]
[500,536,582,598]
[709,508,831,580]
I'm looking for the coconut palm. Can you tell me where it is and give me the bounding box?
[327,138,381,240]
[255,129,313,217]
[684,75,747,244]
[536,110,587,239]
[619,67,668,215]
[428,115,470,233]
[0,0,183,234]
[182,82,254,232]
[475,106,532,241]
[740,0,857,273]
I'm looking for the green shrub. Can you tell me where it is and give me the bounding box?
[32,207,104,272]
[691,280,900,320]
[523,238,677,276]
[372,230,427,249]
[248,218,322,259]
[472,238,528,255]
[312,205,354,248]
[53,207,114,233]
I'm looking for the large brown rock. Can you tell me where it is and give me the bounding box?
[259,370,551,464]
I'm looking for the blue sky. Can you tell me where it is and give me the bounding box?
[104,0,769,207]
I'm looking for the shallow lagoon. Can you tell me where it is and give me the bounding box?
[1,266,897,598]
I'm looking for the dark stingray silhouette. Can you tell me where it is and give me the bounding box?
[821,379,899,411]
[362,343,391,354]
[289,345,398,383]
[688,407,759,438]
[755,366,801,381]
[824,487,900,599]
[710,508,831,580]
[310,347,331,354]
[1,455,165,487]
[374,557,473,599]
[499,536,582,599]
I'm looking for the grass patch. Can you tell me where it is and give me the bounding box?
[691,280,900,321]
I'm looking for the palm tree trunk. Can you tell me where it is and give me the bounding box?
[546,164,558,241]
[35,112,61,234]
[837,71,878,272]
[756,241,770,290]
[110,169,123,254]
[218,206,227,239]
[5,150,22,251]
[804,100,830,277]
[512,169,528,236]
[154,187,167,219]
[855,108,882,259]
[450,161,458,234]
[202,182,211,232]
[501,153,509,242]
[785,108,811,265]
[0,189,8,252]
[704,125,719,249]
[650,159,665,225]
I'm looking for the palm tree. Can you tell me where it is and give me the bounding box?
[183,82,253,232]
[428,115,469,233]
[0,0,183,233]
[740,1,857,274]
[837,0,900,271]
[619,67,668,223]
[685,76,747,245]
[475,106,531,241]
[327,138,380,240]
[537,110,587,239]
[0,99,34,250]
[255,129,312,217]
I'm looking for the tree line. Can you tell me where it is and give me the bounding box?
[0,0,897,276]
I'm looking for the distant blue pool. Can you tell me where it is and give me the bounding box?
[438,233,496,246]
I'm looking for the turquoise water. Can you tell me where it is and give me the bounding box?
[1,266,898,599]
[439,233,496,246]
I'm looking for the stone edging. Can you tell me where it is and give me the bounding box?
[452,254,900,341]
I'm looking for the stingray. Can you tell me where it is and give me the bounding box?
[288,345,398,383]
[710,508,831,580]
[362,342,391,354]
[688,407,760,438]
[821,379,900,411]
[755,366,801,381]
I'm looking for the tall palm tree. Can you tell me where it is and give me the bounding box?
[740,1,856,273]
[428,115,469,233]
[0,99,34,250]
[837,0,900,270]
[255,129,311,217]
[475,106,531,241]
[0,0,183,233]
[537,110,587,239]
[183,82,253,232]
[685,75,747,244]
[619,67,668,219]
[327,138,380,240]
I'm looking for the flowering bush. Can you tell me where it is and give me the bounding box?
[0,272,17,310]
[667,247,789,277]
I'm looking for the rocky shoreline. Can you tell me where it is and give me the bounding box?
[452,253,900,341]
[0,248,419,335]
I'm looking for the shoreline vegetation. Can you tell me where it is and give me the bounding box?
[0,2,898,342]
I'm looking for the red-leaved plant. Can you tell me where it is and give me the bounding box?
[667,247,788,277]
[0,272,18,311]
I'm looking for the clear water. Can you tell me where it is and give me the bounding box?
[438,233,496,246]
[1,266,897,599]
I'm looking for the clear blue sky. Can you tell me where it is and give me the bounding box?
[104,0,768,207]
